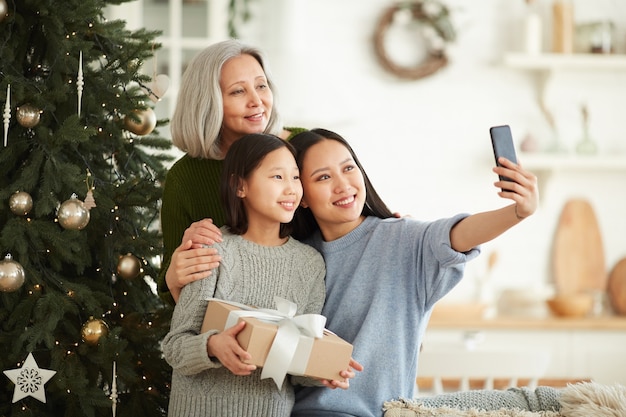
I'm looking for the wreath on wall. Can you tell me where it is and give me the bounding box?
[373,1,456,80]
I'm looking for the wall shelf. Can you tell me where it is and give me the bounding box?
[520,152,626,172]
[503,52,626,189]
[518,152,626,192]
[503,52,626,120]
[503,52,626,72]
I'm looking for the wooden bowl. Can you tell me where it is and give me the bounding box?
[546,294,593,318]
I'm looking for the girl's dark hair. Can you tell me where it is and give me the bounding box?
[220,133,297,238]
[290,128,394,240]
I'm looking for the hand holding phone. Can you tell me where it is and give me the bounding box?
[490,125,518,190]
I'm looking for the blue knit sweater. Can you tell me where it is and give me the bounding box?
[292,215,480,417]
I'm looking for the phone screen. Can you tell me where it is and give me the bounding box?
[490,125,518,188]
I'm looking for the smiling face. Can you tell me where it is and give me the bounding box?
[239,147,303,236]
[219,54,274,151]
[298,139,366,241]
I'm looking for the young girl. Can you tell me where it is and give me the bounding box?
[162,134,342,417]
[288,128,539,417]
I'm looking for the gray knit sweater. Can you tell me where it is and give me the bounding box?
[162,229,326,417]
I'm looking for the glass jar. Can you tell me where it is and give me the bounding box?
[575,21,615,54]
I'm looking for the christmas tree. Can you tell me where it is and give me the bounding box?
[0,0,175,415]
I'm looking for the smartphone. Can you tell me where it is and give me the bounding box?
[489,125,518,190]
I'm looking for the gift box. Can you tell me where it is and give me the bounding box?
[201,299,353,384]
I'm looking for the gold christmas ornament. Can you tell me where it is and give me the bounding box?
[57,194,90,230]
[81,317,109,345]
[123,108,156,136]
[117,253,142,280]
[16,103,42,128]
[0,0,7,23]
[9,191,33,216]
[0,254,26,292]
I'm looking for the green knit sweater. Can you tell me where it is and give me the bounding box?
[158,127,307,304]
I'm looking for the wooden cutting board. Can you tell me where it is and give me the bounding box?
[608,258,626,315]
[552,199,607,295]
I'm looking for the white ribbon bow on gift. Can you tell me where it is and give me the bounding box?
[219,297,327,388]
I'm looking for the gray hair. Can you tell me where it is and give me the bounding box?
[170,39,283,159]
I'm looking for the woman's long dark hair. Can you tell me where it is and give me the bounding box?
[290,128,394,241]
[221,133,297,238]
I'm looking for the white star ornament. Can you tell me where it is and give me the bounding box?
[3,352,57,403]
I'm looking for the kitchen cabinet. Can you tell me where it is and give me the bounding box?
[422,316,626,386]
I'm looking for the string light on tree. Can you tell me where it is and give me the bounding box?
[28,283,43,297]
[0,253,26,292]
[57,193,90,230]
[9,191,33,216]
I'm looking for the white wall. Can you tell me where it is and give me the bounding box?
[239,0,626,301]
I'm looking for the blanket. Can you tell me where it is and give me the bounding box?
[383,381,626,417]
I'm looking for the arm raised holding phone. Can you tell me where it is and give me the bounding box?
[450,125,538,252]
